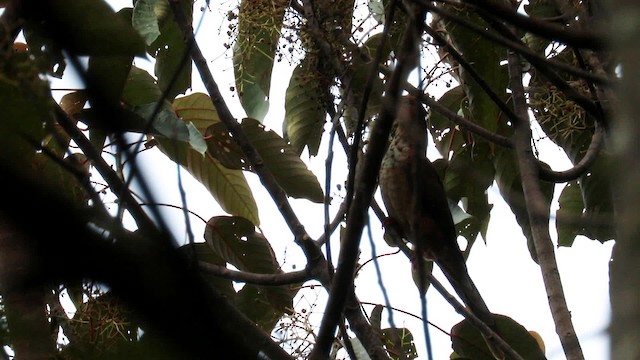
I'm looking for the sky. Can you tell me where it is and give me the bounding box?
[47,1,614,359]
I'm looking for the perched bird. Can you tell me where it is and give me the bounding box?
[379,95,503,358]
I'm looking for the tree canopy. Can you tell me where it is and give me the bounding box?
[0,0,632,359]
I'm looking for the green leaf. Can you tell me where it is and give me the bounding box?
[157,140,260,226]
[284,58,329,156]
[441,8,509,135]
[579,155,615,241]
[173,92,221,132]
[343,33,388,135]
[148,0,193,100]
[556,181,584,247]
[133,0,161,45]
[122,66,163,106]
[233,0,288,121]
[444,145,495,245]
[178,242,236,300]
[451,314,546,360]
[0,63,49,168]
[203,216,297,330]
[428,86,468,156]
[381,327,418,360]
[28,0,146,56]
[87,55,133,104]
[493,149,554,262]
[206,118,324,203]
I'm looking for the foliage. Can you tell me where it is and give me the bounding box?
[0,0,615,359]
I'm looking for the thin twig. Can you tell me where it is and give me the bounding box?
[198,262,311,286]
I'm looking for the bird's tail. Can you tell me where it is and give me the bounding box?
[437,250,506,359]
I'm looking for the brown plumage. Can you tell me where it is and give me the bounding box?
[379,96,503,358]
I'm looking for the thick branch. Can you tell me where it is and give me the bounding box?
[309,3,425,358]
[416,0,612,87]
[458,0,607,50]
[507,50,584,360]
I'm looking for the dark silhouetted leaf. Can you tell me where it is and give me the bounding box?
[451,314,546,360]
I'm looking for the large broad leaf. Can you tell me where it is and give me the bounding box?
[27,0,145,56]
[440,8,510,136]
[147,0,193,100]
[428,86,469,156]
[0,55,49,168]
[443,145,495,244]
[157,139,260,226]
[203,216,298,331]
[178,242,236,300]
[121,67,205,153]
[173,92,221,132]
[206,118,324,203]
[133,0,162,45]
[283,57,330,156]
[233,0,288,121]
[343,33,389,136]
[451,314,546,360]
[493,148,554,262]
[556,181,584,247]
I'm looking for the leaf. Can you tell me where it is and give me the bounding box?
[122,67,204,153]
[284,58,329,156]
[157,140,260,226]
[381,327,418,360]
[28,0,146,56]
[133,0,161,45]
[428,86,468,156]
[122,66,163,106]
[493,148,554,262]
[343,33,388,135]
[203,216,298,330]
[579,155,615,241]
[0,63,49,168]
[556,181,584,247]
[233,0,288,121]
[148,0,193,100]
[441,8,510,136]
[451,314,547,360]
[178,243,236,300]
[173,92,221,132]
[444,145,495,244]
[87,54,133,104]
[206,118,324,203]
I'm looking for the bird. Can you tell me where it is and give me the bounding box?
[379,95,504,359]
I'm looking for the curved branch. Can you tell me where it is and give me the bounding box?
[537,121,605,182]
[198,262,312,286]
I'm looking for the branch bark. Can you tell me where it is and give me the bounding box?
[507,50,584,360]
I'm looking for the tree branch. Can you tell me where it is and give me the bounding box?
[417,0,613,87]
[309,2,426,358]
[507,49,584,360]
[457,0,607,50]
[198,262,311,286]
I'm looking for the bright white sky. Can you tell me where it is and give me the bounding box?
[48,1,614,359]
